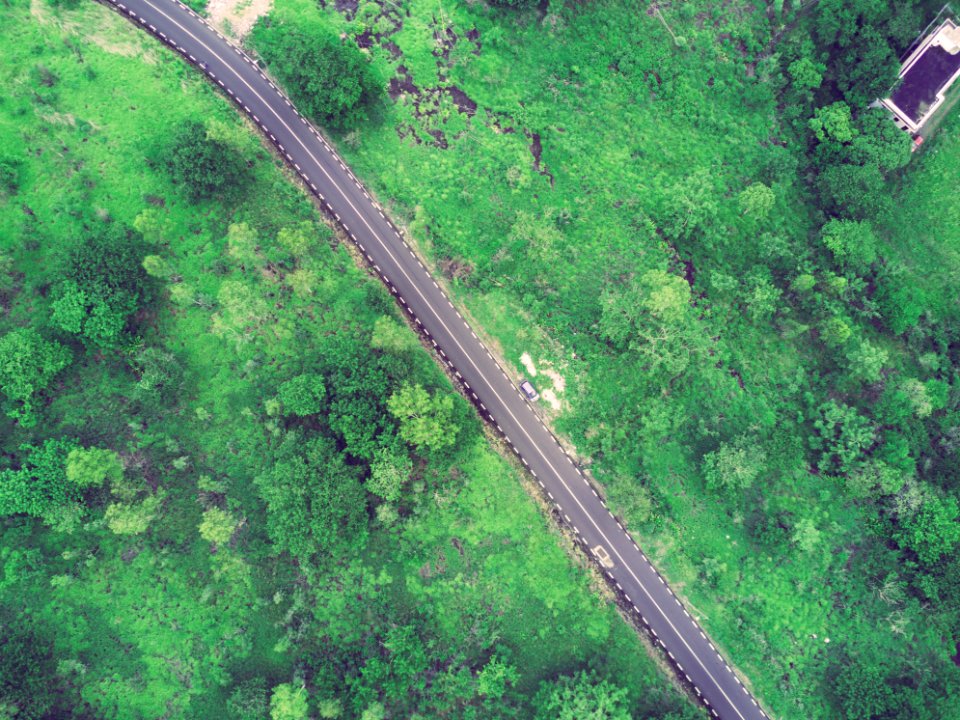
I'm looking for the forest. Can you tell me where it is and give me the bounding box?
[1,0,960,718]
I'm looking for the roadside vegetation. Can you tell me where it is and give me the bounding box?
[0,1,699,718]
[245,0,960,717]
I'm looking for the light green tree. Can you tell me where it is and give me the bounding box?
[702,438,766,492]
[105,493,165,535]
[199,507,238,546]
[388,384,459,453]
[845,339,887,383]
[599,269,691,352]
[360,702,385,720]
[898,378,933,418]
[788,57,825,90]
[821,316,852,348]
[371,315,417,354]
[277,222,319,260]
[820,219,878,271]
[477,656,519,698]
[226,222,260,268]
[142,255,172,280]
[792,518,822,553]
[65,447,123,489]
[270,683,308,720]
[810,101,856,143]
[318,698,343,718]
[738,182,775,219]
[0,328,71,427]
[287,268,317,298]
[368,443,413,501]
[277,374,327,416]
[533,671,632,720]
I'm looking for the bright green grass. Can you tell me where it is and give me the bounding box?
[248,0,960,717]
[0,1,696,715]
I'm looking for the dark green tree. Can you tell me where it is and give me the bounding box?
[811,401,875,475]
[0,439,79,524]
[488,0,539,8]
[0,328,70,426]
[0,613,72,720]
[251,15,381,129]
[254,436,367,561]
[895,492,960,566]
[227,677,269,720]
[830,660,897,720]
[166,119,250,201]
[278,373,327,416]
[51,221,152,348]
[533,671,632,720]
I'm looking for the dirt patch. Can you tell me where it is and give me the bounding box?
[729,368,745,390]
[446,86,477,116]
[207,0,273,38]
[356,29,374,49]
[426,128,448,149]
[540,366,566,394]
[381,39,402,59]
[518,352,566,411]
[491,115,516,134]
[465,27,481,54]
[439,256,473,280]
[334,0,358,19]
[529,132,555,187]
[388,65,419,100]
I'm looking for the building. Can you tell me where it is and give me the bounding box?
[881,13,960,138]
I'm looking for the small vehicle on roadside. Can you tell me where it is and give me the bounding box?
[592,545,615,569]
[519,379,539,401]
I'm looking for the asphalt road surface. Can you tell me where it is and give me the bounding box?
[96,1,773,717]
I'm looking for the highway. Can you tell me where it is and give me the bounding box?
[95,1,773,717]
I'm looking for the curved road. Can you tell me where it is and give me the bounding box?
[95,1,772,717]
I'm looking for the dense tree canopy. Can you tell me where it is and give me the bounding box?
[387,383,460,453]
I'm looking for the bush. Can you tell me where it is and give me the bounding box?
[166,119,249,201]
[251,15,380,129]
